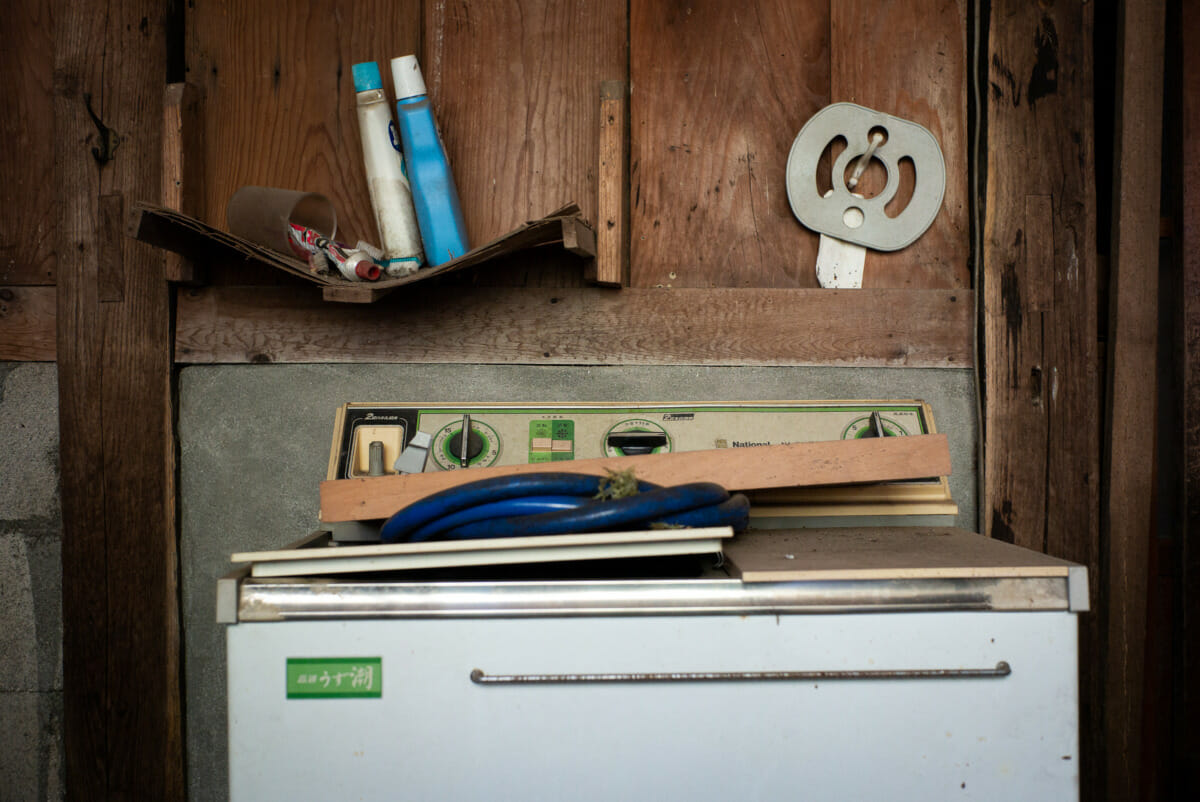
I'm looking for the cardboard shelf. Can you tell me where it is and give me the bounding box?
[129,201,596,303]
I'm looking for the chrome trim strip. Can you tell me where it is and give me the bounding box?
[232,576,1069,622]
[469,661,1012,684]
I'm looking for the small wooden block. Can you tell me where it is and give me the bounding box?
[594,80,628,287]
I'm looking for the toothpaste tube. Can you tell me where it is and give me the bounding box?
[287,223,381,281]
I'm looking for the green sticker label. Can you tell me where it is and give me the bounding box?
[287,657,382,699]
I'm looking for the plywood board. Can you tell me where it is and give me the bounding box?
[830,0,970,288]
[0,0,56,284]
[175,284,974,367]
[0,286,56,361]
[726,527,1073,583]
[319,434,952,523]
[424,0,626,248]
[629,0,829,288]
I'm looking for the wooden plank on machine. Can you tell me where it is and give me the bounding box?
[319,433,951,523]
[726,527,1074,583]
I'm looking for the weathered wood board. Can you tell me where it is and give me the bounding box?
[55,0,181,797]
[174,284,975,367]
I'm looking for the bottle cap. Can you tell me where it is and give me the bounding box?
[352,62,383,93]
[390,55,427,100]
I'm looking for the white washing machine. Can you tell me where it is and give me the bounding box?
[221,526,1087,800]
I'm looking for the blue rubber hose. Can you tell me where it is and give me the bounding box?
[380,472,749,543]
[406,495,592,542]
[438,482,731,540]
[380,473,661,543]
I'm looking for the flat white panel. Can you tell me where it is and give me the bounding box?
[228,611,1079,801]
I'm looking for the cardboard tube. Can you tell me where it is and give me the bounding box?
[226,186,337,256]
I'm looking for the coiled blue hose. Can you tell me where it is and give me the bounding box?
[380,472,750,543]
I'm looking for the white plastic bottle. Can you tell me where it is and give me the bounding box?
[352,61,424,276]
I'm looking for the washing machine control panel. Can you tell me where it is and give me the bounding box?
[328,401,934,481]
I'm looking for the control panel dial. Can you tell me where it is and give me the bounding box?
[430,418,501,469]
[603,419,672,457]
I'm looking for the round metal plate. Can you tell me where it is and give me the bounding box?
[785,103,946,251]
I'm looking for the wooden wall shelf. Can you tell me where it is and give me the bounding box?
[131,202,596,303]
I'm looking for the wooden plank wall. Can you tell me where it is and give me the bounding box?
[174,0,973,365]
[983,1,1102,798]
[54,0,181,799]
[12,0,1158,796]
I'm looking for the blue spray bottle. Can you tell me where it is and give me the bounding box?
[389,55,469,265]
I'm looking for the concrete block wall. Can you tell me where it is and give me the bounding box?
[0,363,64,801]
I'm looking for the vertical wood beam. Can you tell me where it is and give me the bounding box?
[983,1,1102,797]
[54,0,181,797]
[162,82,203,283]
[1182,0,1200,790]
[1104,1,1166,798]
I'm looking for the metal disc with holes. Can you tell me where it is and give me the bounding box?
[785,103,945,252]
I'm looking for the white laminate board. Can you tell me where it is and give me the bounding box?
[233,526,733,577]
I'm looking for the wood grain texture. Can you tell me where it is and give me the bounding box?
[424,0,627,247]
[1183,0,1200,785]
[983,2,1102,798]
[55,0,181,796]
[187,0,421,282]
[629,0,829,288]
[1103,1,1165,798]
[0,286,56,360]
[320,434,953,522]
[162,82,204,283]
[727,527,1073,583]
[175,284,974,367]
[594,80,629,286]
[0,0,56,284]
[830,0,970,288]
